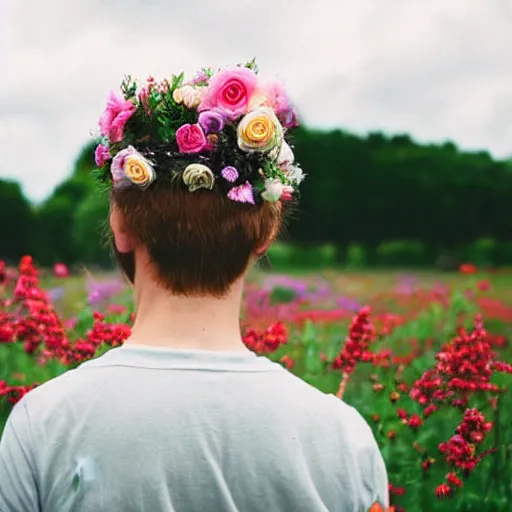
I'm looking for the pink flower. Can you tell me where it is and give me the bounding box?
[53,263,69,278]
[221,166,239,183]
[98,91,136,143]
[264,81,291,113]
[263,81,298,128]
[227,182,255,204]
[175,124,208,153]
[94,144,110,167]
[199,67,257,118]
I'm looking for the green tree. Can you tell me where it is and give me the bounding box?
[73,190,112,267]
[0,180,34,263]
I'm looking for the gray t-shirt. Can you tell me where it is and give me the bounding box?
[0,345,388,511]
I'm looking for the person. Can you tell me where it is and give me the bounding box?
[0,61,389,511]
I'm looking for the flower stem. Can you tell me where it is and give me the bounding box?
[336,372,350,400]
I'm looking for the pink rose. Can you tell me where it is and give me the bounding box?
[199,67,257,118]
[263,81,298,129]
[175,124,208,153]
[94,143,110,167]
[98,90,136,143]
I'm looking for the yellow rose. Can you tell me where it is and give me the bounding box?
[182,163,215,192]
[124,154,155,187]
[237,107,283,153]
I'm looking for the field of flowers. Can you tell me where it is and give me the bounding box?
[1,256,512,511]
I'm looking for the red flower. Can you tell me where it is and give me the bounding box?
[438,408,494,478]
[407,414,423,429]
[388,483,406,496]
[410,315,510,413]
[332,306,376,374]
[446,472,463,488]
[279,354,295,370]
[397,409,408,420]
[459,263,477,274]
[242,322,288,354]
[476,279,491,292]
[422,457,435,471]
[436,483,451,499]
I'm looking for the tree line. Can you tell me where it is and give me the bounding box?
[2,127,512,268]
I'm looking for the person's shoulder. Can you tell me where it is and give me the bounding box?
[16,349,118,422]
[274,369,376,443]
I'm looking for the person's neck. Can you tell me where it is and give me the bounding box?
[124,270,249,353]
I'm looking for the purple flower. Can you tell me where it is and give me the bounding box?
[198,110,226,134]
[336,296,362,312]
[221,166,239,183]
[191,69,210,85]
[47,287,65,302]
[227,181,255,204]
[111,146,137,184]
[94,143,110,167]
[87,278,125,306]
[278,109,299,129]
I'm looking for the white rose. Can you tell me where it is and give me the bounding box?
[261,178,286,202]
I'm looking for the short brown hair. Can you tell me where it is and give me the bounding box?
[112,182,283,297]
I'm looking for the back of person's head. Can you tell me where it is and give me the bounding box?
[94,61,305,298]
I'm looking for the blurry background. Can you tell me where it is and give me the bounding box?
[1,0,512,270]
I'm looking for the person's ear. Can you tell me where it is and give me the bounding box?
[255,203,282,257]
[110,203,135,254]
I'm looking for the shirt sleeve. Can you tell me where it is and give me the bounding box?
[0,398,40,512]
[370,442,389,508]
[329,396,390,510]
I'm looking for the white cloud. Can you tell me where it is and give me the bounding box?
[1,0,511,202]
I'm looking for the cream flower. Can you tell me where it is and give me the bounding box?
[261,178,293,202]
[124,154,156,187]
[172,88,184,104]
[111,146,155,188]
[174,85,203,109]
[182,163,215,192]
[237,107,283,153]
[276,141,294,168]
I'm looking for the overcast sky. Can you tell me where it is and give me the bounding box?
[1,0,511,203]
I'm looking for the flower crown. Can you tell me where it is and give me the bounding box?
[94,60,305,205]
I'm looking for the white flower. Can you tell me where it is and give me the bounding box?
[276,141,294,168]
[173,85,203,108]
[287,165,305,185]
[181,85,203,109]
[261,178,292,202]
